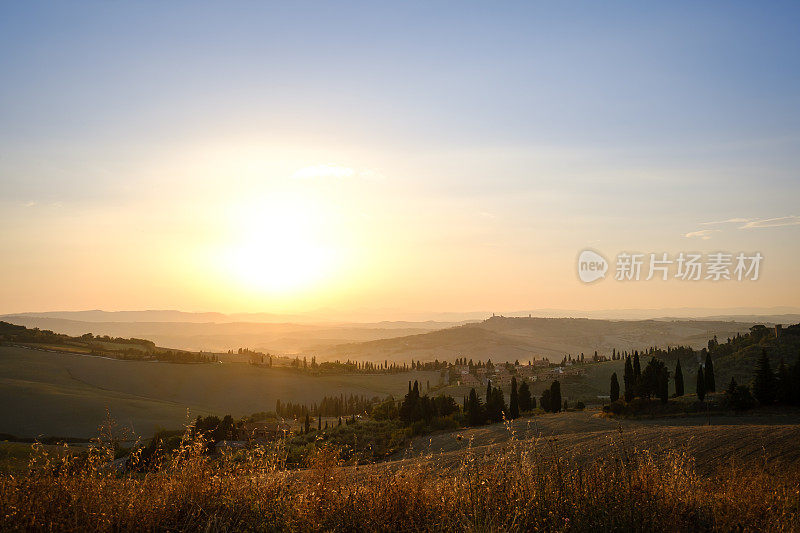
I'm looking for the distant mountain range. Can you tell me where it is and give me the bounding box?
[5,306,799,324]
[0,315,466,354]
[3,311,792,363]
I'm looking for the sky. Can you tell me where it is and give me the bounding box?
[1,1,799,318]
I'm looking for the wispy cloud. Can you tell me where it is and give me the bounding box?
[700,217,752,225]
[292,164,384,181]
[685,229,720,240]
[740,215,800,229]
[699,215,800,230]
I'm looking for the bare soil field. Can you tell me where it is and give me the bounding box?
[400,408,800,473]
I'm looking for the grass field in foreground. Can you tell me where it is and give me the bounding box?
[3,411,799,531]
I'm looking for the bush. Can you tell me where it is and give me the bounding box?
[724,379,755,411]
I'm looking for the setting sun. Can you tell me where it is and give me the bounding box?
[221,193,339,294]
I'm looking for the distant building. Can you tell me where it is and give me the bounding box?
[458,374,481,387]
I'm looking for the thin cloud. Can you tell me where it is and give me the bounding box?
[292,164,385,181]
[700,217,752,225]
[685,229,720,240]
[740,215,800,229]
[293,164,356,180]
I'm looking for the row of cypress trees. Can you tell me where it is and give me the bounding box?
[610,351,713,402]
[464,378,562,426]
[609,346,800,406]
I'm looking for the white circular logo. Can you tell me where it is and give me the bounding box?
[577,250,608,283]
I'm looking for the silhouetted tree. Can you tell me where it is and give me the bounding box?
[753,350,775,405]
[509,377,520,419]
[540,389,552,412]
[466,388,484,426]
[792,354,800,406]
[641,358,668,401]
[518,380,532,412]
[550,381,562,413]
[623,356,634,402]
[776,359,792,404]
[696,366,706,402]
[704,351,716,392]
[485,385,507,422]
[674,359,684,397]
[610,372,619,402]
[725,377,755,410]
[399,380,422,423]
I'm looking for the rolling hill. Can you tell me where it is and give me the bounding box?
[0,345,438,439]
[319,316,758,363]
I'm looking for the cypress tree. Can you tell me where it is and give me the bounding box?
[610,372,620,402]
[658,367,669,403]
[633,351,641,381]
[624,356,634,402]
[753,349,775,405]
[704,351,716,392]
[696,366,706,402]
[509,377,520,419]
[791,354,800,406]
[776,359,791,404]
[318,415,321,431]
[466,388,484,426]
[518,380,532,412]
[550,381,562,413]
[674,359,684,397]
[540,389,551,412]
[304,414,310,434]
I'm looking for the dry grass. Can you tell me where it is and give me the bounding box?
[1,427,798,532]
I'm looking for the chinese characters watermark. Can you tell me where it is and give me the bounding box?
[578,250,762,283]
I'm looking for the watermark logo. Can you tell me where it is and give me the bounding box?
[577,249,763,283]
[577,249,608,283]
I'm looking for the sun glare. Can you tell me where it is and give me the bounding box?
[222,195,338,294]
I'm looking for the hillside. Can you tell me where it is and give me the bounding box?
[320,316,757,363]
[0,344,437,438]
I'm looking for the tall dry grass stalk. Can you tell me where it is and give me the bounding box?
[1,427,798,532]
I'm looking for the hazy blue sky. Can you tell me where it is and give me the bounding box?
[1,2,799,315]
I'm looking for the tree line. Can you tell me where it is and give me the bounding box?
[275,393,379,418]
